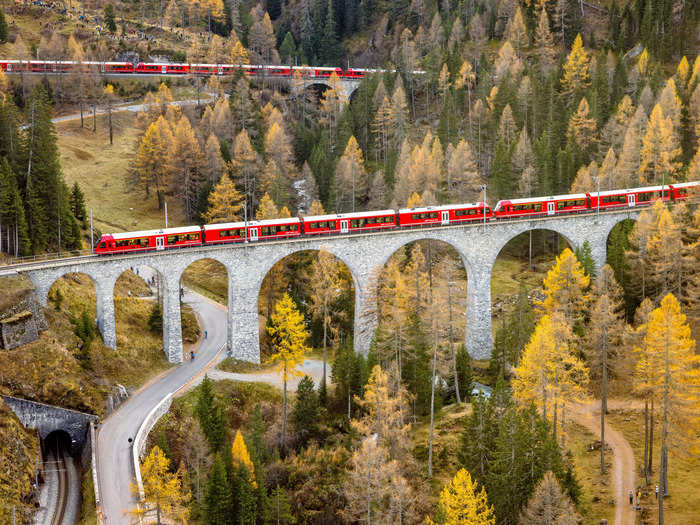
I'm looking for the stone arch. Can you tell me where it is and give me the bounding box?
[255,245,357,362]
[112,263,167,356]
[370,236,473,367]
[489,226,578,271]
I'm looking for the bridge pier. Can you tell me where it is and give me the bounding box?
[162,274,183,363]
[96,276,117,350]
[465,256,493,360]
[227,265,260,363]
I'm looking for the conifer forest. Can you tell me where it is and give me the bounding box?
[0,0,699,524]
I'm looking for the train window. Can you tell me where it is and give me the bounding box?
[637,192,658,201]
[99,242,106,249]
[167,235,178,245]
[602,195,627,204]
[186,233,199,241]
[556,199,585,210]
[513,203,539,212]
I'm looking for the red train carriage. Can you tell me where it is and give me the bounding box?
[494,193,588,218]
[165,63,189,74]
[398,203,492,227]
[245,218,302,241]
[670,181,700,201]
[203,222,247,244]
[589,186,671,210]
[99,61,135,73]
[302,210,396,235]
[94,226,202,254]
[135,63,168,74]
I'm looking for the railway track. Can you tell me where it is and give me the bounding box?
[46,440,69,525]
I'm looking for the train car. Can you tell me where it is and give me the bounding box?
[303,210,397,235]
[589,186,670,210]
[398,203,492,227]
[28,60,75,73]
[670,181,700,201]
[262,65,293,77]
[94,226,203,254]
[494,193,589,218]
[99,61,135,73]
[313,66,344,78]
[245,218,302,242]
[203,222,247,244]
[165,63,189,74]
[343,68,369,79]
[135,63,168,74]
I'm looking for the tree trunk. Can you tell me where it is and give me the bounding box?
[448,283,460,403]
[322,298,327,397]
[108,106,113,145]
[281,363,287,451]
[80,99,84,128]
[92,105,96,132]
[648,398,654,475]
[644,397,650,484]
[601,328,607,473]
[428,335,437,477]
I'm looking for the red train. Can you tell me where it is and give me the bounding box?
[0,59,425,79]
[93,182,699,255]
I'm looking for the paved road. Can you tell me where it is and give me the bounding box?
[96,284,227,524]
[571,401,636,525]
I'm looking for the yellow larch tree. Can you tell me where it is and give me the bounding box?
[657,78,681,134]
[307,246,344,395]
[203,174,243,224]
[230,40,250,65]
[372,96,392,163]
[425,468,495,525]
[376,260,411,372]
[231,129,260,213]
[256,192,280,220]
[497,104,517,147]
[231,430,256,487]
[597,147,617,190]
[170,116,205,222]
[446,139,481,202]
[204,133,226,184]
[534,7,556,72]
[352,365,411,462]
[131,116,174,210]
[647,208,684,302]
[536,248,590,326]
[584,265,626,473]
[267,293,310,450]
[561,34,590,103]
[320,72,348,149]
[513,313,589,444]
[389,81,410,149]
[505,5,529,53]
[640,104,682,185]
[631,298,657,484]
[265,121,294,174]
[307,200,325,216]
[643,294,699,519]
[334,135,367,212]
[130,446,185,524]
[518,471,580,525]
[566,97,598,153]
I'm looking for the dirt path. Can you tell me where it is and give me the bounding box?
[571,402,636,525]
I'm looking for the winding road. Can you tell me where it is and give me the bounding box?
[96,285,227,524]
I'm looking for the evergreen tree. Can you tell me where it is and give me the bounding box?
[0,9,8,43]
[291,375,319,445]
[69,182,87,224]
[205,454,231,525]
[196,375,227,453]
[104,4,117,32]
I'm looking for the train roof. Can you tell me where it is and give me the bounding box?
[498,193,588,205]
[203,217,300,230]
[669,181,700,188]
[303,209,395,222]
[108,226,200,239]
[398,203,485,214]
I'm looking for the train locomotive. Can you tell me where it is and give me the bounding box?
[93,182,699,255]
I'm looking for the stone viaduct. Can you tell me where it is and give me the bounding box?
[2,209,639,364]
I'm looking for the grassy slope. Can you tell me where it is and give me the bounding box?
[57,112,186,234]
[181,259,229,306]
[607,408,700,525]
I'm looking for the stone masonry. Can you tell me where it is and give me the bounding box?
[1,395,98,456]
[9,209,639,364]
